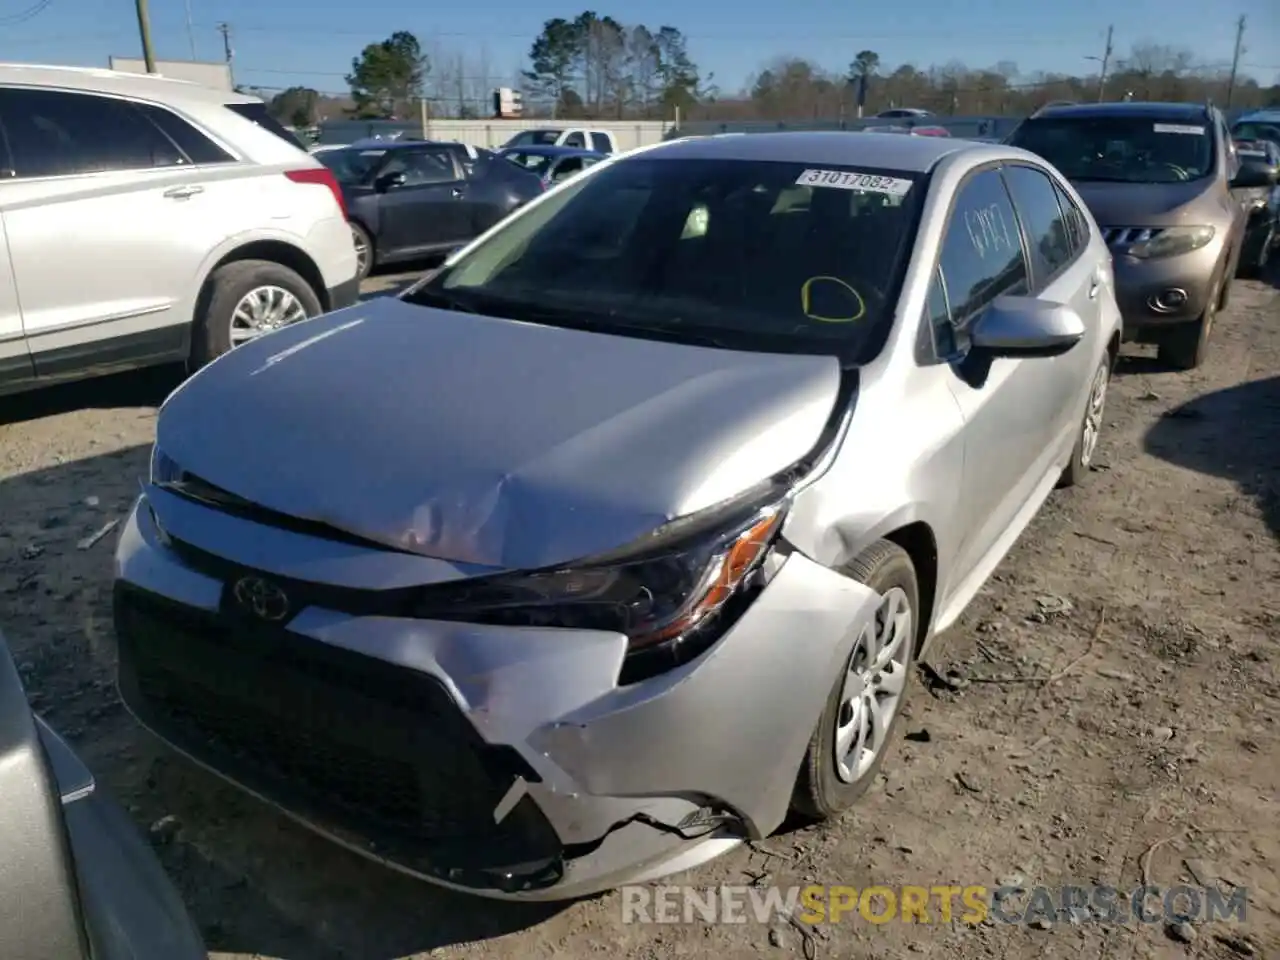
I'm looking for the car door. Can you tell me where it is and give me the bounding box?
[0,119,32,391]
[374,147,470,256]
[0,87,219,376]
[1000,162,1100,442]
[929,166,1068,582]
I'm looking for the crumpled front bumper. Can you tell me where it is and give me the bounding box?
[113,489,880,900]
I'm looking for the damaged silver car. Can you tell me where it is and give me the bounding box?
[112,132,1121,900]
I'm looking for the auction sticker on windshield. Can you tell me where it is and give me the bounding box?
[1152,124,1205,136]
[796,169,913,196]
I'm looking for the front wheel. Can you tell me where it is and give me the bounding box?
[1156,275,1220,371]
[1239,224,1274,279]
[350,222,374,281]
[791,541,918,820]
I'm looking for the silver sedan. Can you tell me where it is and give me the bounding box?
[113,131,1121,901]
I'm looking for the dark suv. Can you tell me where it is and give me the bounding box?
[1008,101,1268,369]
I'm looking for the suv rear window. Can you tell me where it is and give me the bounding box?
[225,102,304,149]
[1009,115,1214,184]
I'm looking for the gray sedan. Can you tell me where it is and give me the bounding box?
[113,131,1121,901]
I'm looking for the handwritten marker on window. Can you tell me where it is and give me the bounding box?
[801,276,866,323]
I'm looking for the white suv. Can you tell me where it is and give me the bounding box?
[0,63,359,397]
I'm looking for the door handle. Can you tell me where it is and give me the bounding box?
[1088,276,1100,299]
[450,187,465,199]
[163,185,204,200]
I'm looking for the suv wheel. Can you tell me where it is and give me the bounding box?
[1156,274,1220,371]
[191,260,322,367]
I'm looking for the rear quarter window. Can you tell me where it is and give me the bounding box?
[224,102,305,150]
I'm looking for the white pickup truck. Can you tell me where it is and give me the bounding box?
[499,127,619,154]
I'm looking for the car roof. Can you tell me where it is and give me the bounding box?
[638,130,972,173]
[0,61,257,106]
[1031,101,1212,122]
[339,139,465,152]
[1234,110,1280,124]
[503,144,602,157]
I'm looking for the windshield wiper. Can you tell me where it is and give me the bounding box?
[517,309,733,349]
[402,286,477,314]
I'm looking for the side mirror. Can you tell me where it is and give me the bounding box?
[969,296,1085,358]
[375,171,407,192]
[1231,162,1278,189]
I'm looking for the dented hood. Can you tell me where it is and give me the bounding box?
[157,300,842,571]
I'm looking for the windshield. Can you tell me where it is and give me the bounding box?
[1232,121,1280,148]
[405,156,924,360]
[503,150,554,176]
[1009,116,1214,183]
[505,130,562,148]
[318,148,387,184]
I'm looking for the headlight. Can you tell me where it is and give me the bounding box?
[411,485,788,652]
[1126,225,1215,259]
[149,445,184,485]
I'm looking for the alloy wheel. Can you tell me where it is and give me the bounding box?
[1080,362,1109,468]
[834,586,913,783]
[230,285,309,345]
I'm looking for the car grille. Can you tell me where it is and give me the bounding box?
[114,583,563,888]
[1101,226,1165,248]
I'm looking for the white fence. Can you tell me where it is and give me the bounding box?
[420,119,672,151]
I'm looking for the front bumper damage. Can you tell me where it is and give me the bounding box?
[113,489,881,900]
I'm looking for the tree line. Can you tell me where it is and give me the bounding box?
[261,20,1280,126]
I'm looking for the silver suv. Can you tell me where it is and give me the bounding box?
[0,64,359,398]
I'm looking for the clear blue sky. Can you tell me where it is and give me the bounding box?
[2,0,1277,95]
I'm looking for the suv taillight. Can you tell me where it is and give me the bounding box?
[284,168,347,219]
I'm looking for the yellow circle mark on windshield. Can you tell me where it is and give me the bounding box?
[800,276,866,323]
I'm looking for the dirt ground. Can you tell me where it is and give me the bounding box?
[0,269,1277,960]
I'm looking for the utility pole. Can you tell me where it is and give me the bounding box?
[183,0,196,59]
[1225,15,1245,109]
[1097,25,1113,102]
[217,22,235,87]
[134,0,157,73]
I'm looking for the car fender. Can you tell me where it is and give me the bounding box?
[176,226,323,342]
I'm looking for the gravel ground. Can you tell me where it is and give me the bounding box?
[0,269,1277,960]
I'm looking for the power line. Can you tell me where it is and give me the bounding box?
[0,0,54,26]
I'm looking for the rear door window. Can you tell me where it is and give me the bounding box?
[1001,164,1073,286]
[937,167,1029,328]
[0,87,188,177]
[224,102,305,150]
[1052,181,1088,254]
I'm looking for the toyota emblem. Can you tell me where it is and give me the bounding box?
[231,576,291,622]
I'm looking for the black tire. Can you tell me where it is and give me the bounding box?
[1238,225,1273,279]
[1058,352,1112,488]
[350,221,374,281]
[792,541,919,821]
[1156,273,1221,371]
[190,259,322,368]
